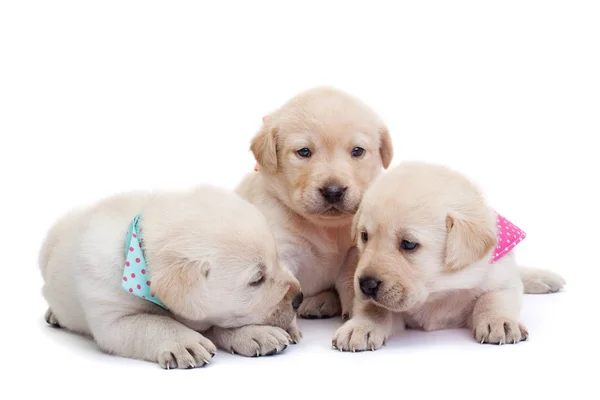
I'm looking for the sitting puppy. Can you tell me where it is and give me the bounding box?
[333,161,562,351]
[39,185,303,368]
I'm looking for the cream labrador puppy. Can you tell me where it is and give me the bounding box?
[236,86,392,319]
[332,161,563,351]
[237,86,565,321]
[39,184,303,369]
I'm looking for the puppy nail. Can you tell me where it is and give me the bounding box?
[203,359,209,364]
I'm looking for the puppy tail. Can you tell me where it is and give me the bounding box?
[518,266,566,294]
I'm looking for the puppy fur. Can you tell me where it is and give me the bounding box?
[332,161,562,351]
[39,185,302,368]
[236,86,392,319]
[237,86,565,321]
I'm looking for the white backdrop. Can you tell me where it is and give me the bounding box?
[1,1,598,399]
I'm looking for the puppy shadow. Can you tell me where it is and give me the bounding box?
[38,317,158,369]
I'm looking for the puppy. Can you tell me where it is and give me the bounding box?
[333,161,563,351]
[237,86,565,321]
[236,86,392,319]
[39,185,303,368]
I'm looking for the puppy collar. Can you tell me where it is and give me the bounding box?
[491,212,526,263]
[121,214,167,309]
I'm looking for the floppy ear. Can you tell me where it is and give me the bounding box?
[379,126,393,169]
[150,255,210,320]
[350,204,363,246]
[444,212,497,271]
[250,123,279,173]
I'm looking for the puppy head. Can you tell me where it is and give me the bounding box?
[250,86,393,227]
[145,186,302,329]
[352,162,497,312]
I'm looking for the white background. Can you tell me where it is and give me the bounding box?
[1,1,598,399]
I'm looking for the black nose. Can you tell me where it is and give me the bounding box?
[319,184,347,204]
[292,292,304,310]
[359,277,381,298]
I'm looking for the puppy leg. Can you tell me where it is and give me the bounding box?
[207,325,292,357]
[332,300,393,352]
[297,289,341,319]
[519,266,565,294]
[472,287,528,345]
[336,248,358,321]
[89,311,217,369]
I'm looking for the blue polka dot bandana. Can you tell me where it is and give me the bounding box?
[121,214,167,309]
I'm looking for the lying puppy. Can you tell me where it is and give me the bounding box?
[39,185,303,368]
[238,86,565,321]
[333,161,563,351]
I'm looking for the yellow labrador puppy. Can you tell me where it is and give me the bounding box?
[237,87,565,321]
[236,86,391,319]
[332,161,562,351]
[39,184,303,369]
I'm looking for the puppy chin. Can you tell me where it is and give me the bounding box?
[299,193,360,218]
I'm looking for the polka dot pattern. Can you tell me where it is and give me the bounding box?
[120,214,167,309]
[490,212,526,263]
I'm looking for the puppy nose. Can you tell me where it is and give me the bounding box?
[319,184,347,204]
[292,292,304,310]
[359,277,381,298]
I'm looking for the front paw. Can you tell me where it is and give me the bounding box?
[157,333,217,369]
[474,316,529,345]
[221,325,292,357]
[332,319,388,352]
[298,290,341,319]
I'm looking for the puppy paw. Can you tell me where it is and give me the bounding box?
[44,308,60,327]
[521,268,565,294]
[157,333,217,369]
[332,319,388,352]
[474,316,528,345]
[220,325,292,357]
[298,290,341,319]
[286,318,303,344]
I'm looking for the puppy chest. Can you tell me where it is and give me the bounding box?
[279,243,346,295]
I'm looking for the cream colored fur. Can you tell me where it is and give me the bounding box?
[39,184,302,369]
[237,86,565,321]
[236,86,392,319]
[332,161,564,351]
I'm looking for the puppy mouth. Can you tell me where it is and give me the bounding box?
[358,277,414,312]
[319,205,346,216]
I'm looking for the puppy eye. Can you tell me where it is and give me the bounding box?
[400,240,419,251]
[361,231,368,243]
[296,148,311,158]
[351,147,365,157]
[249,272,266,287]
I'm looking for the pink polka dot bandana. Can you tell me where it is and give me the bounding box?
[122,214,167,309]
[491,212,526,263]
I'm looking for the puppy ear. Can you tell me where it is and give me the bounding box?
[444,211,497,271]
[379,126,393,169]
[150,255,210,320]
[350,204,363,246]
[250,123,278,173]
